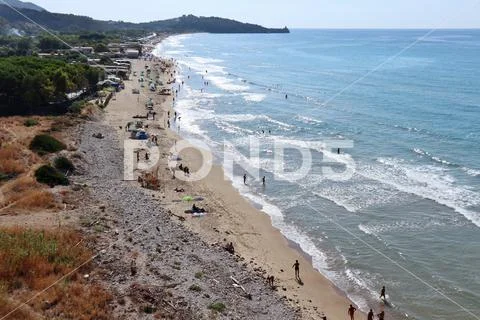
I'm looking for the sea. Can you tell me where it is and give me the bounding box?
[153,29,480,320]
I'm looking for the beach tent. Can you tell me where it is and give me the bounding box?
[135,130,149,140]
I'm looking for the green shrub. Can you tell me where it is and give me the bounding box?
[189,284,202,292]
[23,118,38,127]
[54,156,74,173]
[208,302,226,313]
[68,100,86,114]
[35,165,69,186]
[194,271,204,279]
[29,134,66,154]
[142,305,156,314]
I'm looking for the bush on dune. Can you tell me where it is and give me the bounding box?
[54,156,75,173]
[29,134,65,155]
[34,165,69,187]
[23,118,38,127]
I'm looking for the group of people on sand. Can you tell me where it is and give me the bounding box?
[347,286,386,320]
[291,260,387,320]
[178,163,190,175]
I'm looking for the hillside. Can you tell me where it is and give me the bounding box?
[3,0,44,12]
[0,5,289,34]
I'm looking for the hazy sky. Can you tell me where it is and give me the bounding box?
[32,0,480,28]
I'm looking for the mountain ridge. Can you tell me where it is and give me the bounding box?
[2,0,44,12]
[0,3,289,34]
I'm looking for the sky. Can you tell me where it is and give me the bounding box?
[31,0,480,29]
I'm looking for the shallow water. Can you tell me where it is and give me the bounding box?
[154,29,480,320]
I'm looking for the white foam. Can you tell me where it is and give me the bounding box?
[372,158,480,227]
[296,115,323,125]
[462,167,480,177]
[205,75,249,92]
[217,114,294,129]
[242,93,266,102]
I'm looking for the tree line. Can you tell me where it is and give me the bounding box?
[0,56,104,107]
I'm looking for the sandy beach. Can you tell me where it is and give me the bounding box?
[93,38,373,319]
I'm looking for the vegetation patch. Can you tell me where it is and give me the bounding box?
[23,118,39,127]
[29,134,66,154]
[35,165,69,187]
[189,284,202,292]
[0,228,111,319]
[68,100,87,114]
[54,156,75,174]
[208,302,226,313]
[0,145,26,175]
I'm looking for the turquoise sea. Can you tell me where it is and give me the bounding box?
[154,30,480,320]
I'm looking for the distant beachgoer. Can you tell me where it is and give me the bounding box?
[367,309,374,320]
[167,119,170,128]
[267,275,274,287]
[262,176,266,185]
[348,305,356,320]
[136,151,140,162]
[243,173,247,185]
[337,148,340,154]
[145,153,149,161]
[377,311,385,320]
[292,260,300,280]
[168,111,170,118]
[380,286,386,300]
[285,94,288,99]
[225,242,235,254]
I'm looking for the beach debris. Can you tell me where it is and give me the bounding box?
[92,133,104,139]
[182,195,193,201]
[230,276,252,300]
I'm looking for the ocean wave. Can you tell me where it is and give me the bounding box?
[462,167,480,177]
[217,114,294,129]
[372,158,480,227]
[295,115,323,125]
[241,93,266,102]
[205,75,249,92]
[412,148,456,166]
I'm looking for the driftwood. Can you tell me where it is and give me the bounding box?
[230,276,252,299]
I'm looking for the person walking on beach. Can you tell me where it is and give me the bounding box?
[377,311,385,320]
[348,304,356,320]
[367,309,374,320]
[292,260,300,280]
[262,176,266,186]
[380,286,386,300]
[243,173,247,185]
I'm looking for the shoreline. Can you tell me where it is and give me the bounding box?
[143,37,372,319]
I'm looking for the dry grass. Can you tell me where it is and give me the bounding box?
[0,145,31,175]
[1,175,58,211]
[0,228,112,320]
[13,190,56,210]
